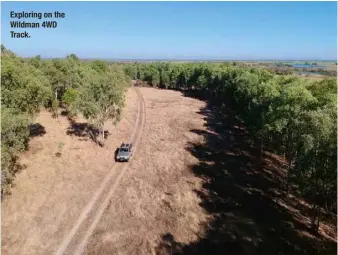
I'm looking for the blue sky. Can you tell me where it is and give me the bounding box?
[1,1,337,60]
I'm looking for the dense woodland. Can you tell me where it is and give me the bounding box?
[122,62,337,233]
[1,47,336,234]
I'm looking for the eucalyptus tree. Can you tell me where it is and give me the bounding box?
[124,64,138,79]
[62,87,79,118]
[78,66,129,146]
[266,80,318,192]
[1,52,52,119]
[294,102,337,233]
[144,64,160,86]
[159,64,171,88]
[1,108,30,193]
[235,70,280,158]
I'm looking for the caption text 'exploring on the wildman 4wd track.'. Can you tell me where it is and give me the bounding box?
[9,11,65,38]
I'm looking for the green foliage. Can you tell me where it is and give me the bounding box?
[129,61,337,232]
[79,65,129,146]
[1,108,29,194]
[62,88,78,106]
[62,88,79,117]
[27,55,42,69]
[1,48,52,195]
[40,57,86,102]
[66,54,79,62]
[124,64,137,79]
[1,46,132,195]
[144,65,160,86]
[294,105,337,231]
[91,60,108,73]
[1,108,30,158]
[51,99,59,118]
[1,54,53,117]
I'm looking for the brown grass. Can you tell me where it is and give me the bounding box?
[1,87,208,255]
[1,88,139,255]
[2,87,336,255]
[84,87,209,254]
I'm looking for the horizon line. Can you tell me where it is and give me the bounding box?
[31,57,337,62]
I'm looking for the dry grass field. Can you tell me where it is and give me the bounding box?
[1,87,208,255]
[2,88,139,254]
[2,87,336,255]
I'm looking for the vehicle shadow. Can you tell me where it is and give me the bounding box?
[155,90,337,255]
[114,148,119,162]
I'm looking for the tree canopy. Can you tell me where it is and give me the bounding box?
[1,46,129,195]
[122,61,337,232]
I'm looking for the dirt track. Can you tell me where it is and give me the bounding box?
[2,87,207,254]
[82,88,208,255]
[55,87,146,255]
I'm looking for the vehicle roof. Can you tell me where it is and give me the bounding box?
[120,142,132,148]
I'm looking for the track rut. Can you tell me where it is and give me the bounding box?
[55,87,146,255]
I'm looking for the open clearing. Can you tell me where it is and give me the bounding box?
[2,87,336,255]
[1,87,208,254]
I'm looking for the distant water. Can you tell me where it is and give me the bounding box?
[298,71,323,76]
[292,64,327,69]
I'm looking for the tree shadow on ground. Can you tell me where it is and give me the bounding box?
[1,156,27,198]
[28,123,46,138]
[155,91,337,255]
[66,121,110,146]
[60,110,68,116]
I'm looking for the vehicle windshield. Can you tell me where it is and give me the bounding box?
[120,148,129,152]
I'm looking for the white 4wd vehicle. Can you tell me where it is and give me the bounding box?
[115,142,133,162]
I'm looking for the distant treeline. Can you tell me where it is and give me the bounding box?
[121,61,337,233]
[269,66,336,76]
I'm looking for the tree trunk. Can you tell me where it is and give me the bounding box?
[285,158,292,194]
[316,208,321,233]
[99,121,105,147]
[260,113,265,162]
[311,205,317,231]
[260,136,264,159]
[101,127,105,146]
[284,130,294,195]
[311,204,320,234]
